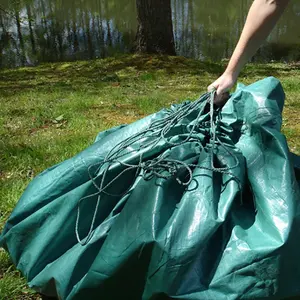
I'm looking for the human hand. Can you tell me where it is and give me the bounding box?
[207,72,238,106]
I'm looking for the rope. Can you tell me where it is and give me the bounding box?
[75,91,241,245]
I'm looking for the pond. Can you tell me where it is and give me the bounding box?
[1,0,300,68]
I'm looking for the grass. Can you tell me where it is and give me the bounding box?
[0,54,300,299]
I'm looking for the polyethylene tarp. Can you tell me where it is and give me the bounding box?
[1,77,300,300]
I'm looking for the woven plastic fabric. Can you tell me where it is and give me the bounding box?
[1,77,300,300]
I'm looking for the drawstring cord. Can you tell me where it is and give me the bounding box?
[75,91,241,245]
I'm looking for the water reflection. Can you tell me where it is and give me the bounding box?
[0,0,300,68]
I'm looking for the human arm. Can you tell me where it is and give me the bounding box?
[208,0,290,104]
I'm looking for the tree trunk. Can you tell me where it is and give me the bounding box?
[135,0,175,55]
[15,10,26,64]
[26,4,36,55]
[85,10,94,59]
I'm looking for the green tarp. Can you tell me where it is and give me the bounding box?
[1,77,300,299]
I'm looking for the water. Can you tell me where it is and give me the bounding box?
[0,0,300,68]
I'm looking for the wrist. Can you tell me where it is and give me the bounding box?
[224,68,239,80]
[224,50,245,79]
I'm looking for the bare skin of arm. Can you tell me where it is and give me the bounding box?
[208,0,290,104]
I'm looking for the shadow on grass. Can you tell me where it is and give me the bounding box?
[0,54,286,98]
[0,55,220,92]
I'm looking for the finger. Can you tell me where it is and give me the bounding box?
[214,93,223,105]
[213,87,223,103]
[221,91,230,102]
[214,88,230,106]
[207,83,218,92]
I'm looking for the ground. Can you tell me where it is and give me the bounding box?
[0,54,300,299]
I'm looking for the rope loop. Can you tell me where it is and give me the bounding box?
[76,91,241,245]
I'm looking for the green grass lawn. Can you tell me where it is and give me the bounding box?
[0,54,300,299]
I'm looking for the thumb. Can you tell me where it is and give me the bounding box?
[207,82,219,92]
